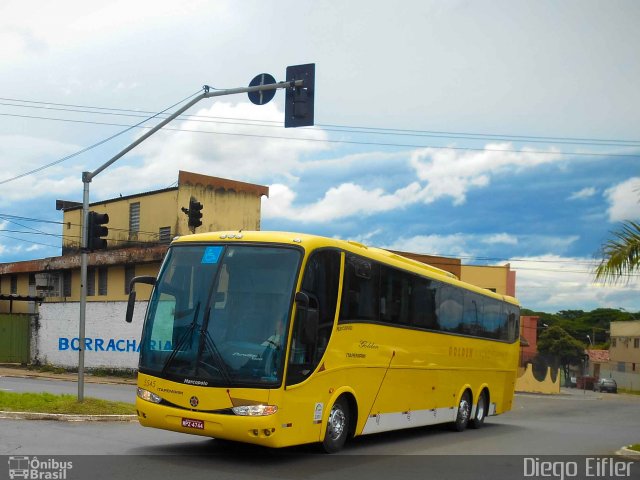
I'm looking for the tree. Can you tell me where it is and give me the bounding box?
[595,221,640,284]
[536,325,587,384]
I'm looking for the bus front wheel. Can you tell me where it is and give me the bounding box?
[322,397,350,453]
[452,391,471,432]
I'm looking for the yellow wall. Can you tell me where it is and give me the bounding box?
[63,190,178,250]
[177,184,262,233]
[460,265,509,295]
[515,364,561,394]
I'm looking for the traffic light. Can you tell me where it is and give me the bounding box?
[87,211,109,251]
[285,63,315,128]
[187,197,203,230]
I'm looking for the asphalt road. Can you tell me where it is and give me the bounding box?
[1,377,638,480]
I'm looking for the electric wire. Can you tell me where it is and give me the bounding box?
[0,89,204,186]
[1,111,638,159]
[2,96,639,145]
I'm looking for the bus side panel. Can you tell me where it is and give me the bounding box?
[279,366,386,447]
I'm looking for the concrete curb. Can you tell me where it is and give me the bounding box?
[0,410,138,422]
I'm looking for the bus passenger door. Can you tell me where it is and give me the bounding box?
[286,249,340,386]
[283,249,341,444]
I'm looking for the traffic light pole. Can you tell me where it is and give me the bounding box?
[76,77,305,401]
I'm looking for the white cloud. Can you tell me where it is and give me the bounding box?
[482,233,518,246]
[262,181,422,222]
[409,142,562,205]
[510,255,640,312]
[264,143,566,223]
[605,177,640,222]
[568,187,597,201]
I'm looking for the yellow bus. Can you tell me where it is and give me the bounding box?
[127,231,520,452]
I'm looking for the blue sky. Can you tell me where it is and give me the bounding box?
[0,0,639,312]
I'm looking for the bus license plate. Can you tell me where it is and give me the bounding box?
[182,418,204,429]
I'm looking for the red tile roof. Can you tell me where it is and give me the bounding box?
[586,349,609,363]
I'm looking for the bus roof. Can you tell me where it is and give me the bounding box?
[172,230,519,306]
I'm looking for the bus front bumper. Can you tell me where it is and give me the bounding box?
[136,398,286,448]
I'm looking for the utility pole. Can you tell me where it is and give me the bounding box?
[77,65,315,401]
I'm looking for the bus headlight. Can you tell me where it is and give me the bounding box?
[232,405,278,416]
[137,387,163,404]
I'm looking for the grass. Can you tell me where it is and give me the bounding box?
[0,391,136,415]
[629,444,640,452]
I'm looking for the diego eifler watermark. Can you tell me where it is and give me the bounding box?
[524,457,634,480]
[7,456,73,480]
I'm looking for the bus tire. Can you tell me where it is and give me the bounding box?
[452,391,472,432]
[470,390,487,429]
[322,397,350,453]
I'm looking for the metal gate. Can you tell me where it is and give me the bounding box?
[0,314,30,363]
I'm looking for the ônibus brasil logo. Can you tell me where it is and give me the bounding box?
[8,456,73,479]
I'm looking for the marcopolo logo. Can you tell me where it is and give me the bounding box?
[8,456,73,480]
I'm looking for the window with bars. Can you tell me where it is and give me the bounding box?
[10,275,17,294]
[129,202,140,240]
[159,226,172,244]
[62,271,72,297]
[87,268,96,296]
[98,267,108,296]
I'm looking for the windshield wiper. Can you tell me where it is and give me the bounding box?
[161,302,201,376]
[196,307,232,384]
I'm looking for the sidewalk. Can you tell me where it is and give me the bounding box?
[0,364,136,386]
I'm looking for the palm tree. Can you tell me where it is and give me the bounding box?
[595,221,640,283]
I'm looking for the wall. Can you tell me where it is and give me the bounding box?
[520,316,539,364]
[35,302,147,369]
[460,265,510,295]
[598,368,640,392]
[515,364,561,394]
[177,182,263,234]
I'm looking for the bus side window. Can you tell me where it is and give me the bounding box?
[437,285,463,333]
[411,277,439,330]
[339,255,379,323]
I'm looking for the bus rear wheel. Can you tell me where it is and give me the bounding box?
[322,397,350,453]
[470,390,488,429]
[452,391,471,432]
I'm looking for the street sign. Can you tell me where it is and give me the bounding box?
[248,73,277,105]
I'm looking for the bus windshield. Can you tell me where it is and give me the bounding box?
[138,244,301,387]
